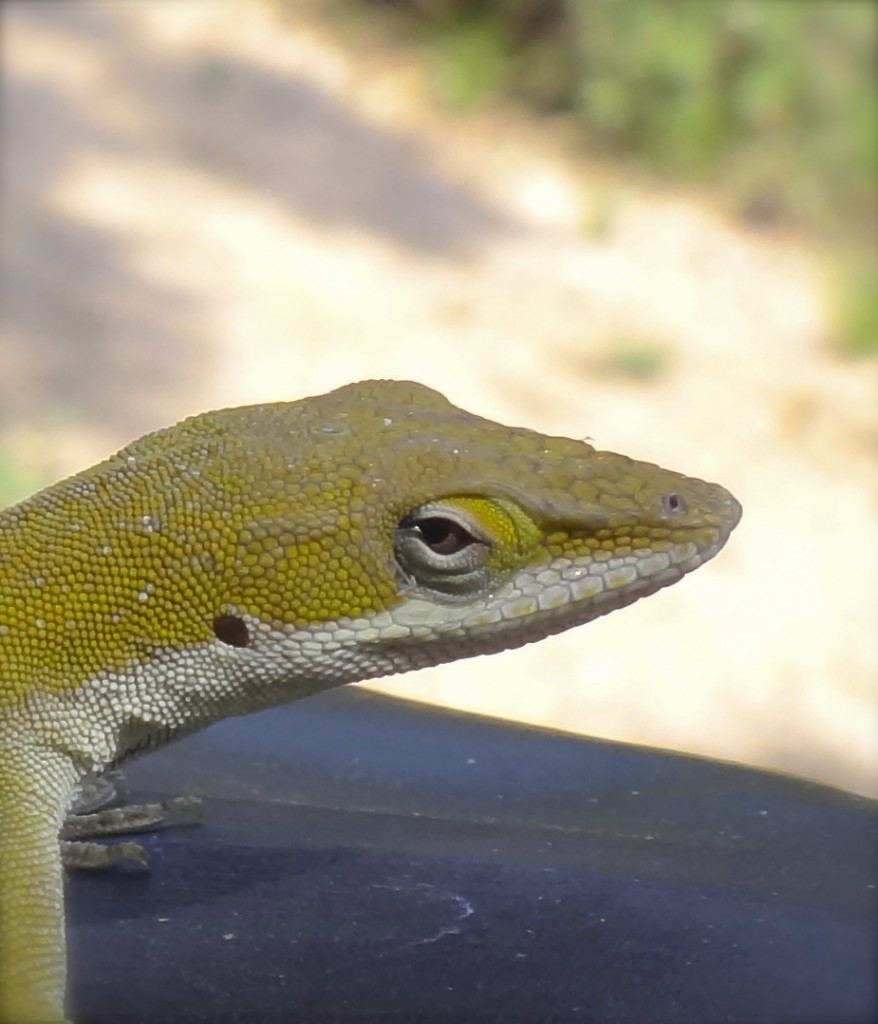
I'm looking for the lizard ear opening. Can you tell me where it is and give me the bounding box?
[213,613,250,648]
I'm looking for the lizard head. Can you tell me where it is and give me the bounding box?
[201,380,741,681]
[0,378,740,752]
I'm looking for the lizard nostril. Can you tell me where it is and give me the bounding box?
[213,614,250,648]
[662,492,687,516]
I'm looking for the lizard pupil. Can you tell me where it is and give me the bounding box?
[414,517,476,556]
[213,614,250,648]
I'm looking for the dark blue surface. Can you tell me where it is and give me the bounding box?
[67,689,877,1022]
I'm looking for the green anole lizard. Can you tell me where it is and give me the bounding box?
[0,380,741,1022]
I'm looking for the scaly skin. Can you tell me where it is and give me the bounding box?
[0,380,741,1022]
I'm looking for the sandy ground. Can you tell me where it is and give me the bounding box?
[1,1,876,796]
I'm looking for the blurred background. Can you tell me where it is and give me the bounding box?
[1,0,875,795]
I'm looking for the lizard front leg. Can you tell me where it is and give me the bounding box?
[61,774,203,869]
[0,742,78,1024]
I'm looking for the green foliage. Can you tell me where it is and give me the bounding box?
[590,337,675,383]
[836,259,878,358]
[348,3,878,234]
[425,13,509,110]
[362,0,876,358]
[572,0,876,236]
[417,0,580,111]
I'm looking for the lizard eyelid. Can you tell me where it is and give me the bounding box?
[394,506,492,591]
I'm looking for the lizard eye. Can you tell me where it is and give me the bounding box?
[395,505,491,595]
[406,515,478,556]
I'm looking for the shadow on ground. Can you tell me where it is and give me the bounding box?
[0,3,514,438]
